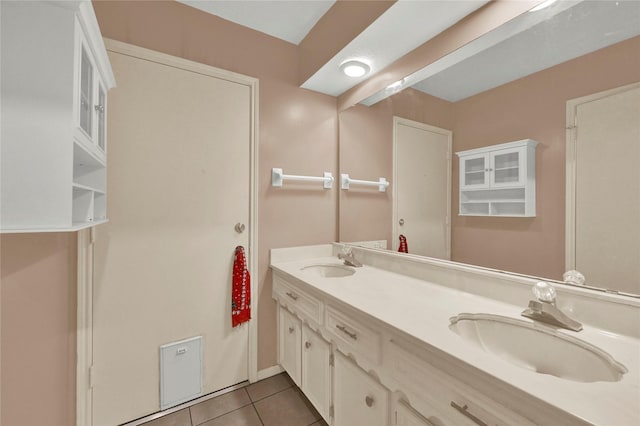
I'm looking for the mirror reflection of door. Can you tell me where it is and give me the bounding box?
[393,117,451,259]
[567,83,640,293]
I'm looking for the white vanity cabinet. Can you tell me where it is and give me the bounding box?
[394,400,437,426]
[333,350,390,426]
[456,139,537,217]
[278,306,302,386]
[1,0,115,232]
[272,266,543,426]
[274,276,332,420]
[301,324,332,420]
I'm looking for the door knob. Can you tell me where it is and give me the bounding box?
[399,218,405,226]
[365,395,375,407]
[235,223,246,233]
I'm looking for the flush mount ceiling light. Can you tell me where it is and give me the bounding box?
[340,60,371,78]
[529,0,558,12]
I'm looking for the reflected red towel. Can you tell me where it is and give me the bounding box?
[398,235,408,253]
[232,246,251,327]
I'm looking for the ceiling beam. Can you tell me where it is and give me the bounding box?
[337,0,541,110]
[298,0,397,87]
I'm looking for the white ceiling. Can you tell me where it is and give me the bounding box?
[177,0,640,103]
[177,0,335,45]
[300,0,489,96]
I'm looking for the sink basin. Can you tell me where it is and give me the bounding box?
[449,313,627,383]
[301,264,355,278]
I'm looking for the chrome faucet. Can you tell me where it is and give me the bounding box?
[521,282,583,332]
[337,248,363,267]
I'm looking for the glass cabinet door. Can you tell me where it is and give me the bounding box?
[462,155,488,188]
[79,46,93,136]
[96,84,106,151]
[491,148,523,187]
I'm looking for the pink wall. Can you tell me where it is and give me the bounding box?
[338,36,640,280]
[339,90,454,246]
[1,233,77,426]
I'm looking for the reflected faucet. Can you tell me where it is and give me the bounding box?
[521,282,583,332]
[337,248,363,267]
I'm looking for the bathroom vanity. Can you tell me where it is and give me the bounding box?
[271,244,640,426]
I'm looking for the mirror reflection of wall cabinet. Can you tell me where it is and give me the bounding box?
[0,1,114,232]
[457,140,537,217]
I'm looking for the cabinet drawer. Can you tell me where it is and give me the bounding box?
[388,340,536,426]
[273,275,323,325]
[326,305,382,365]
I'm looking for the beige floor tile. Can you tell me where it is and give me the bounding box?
[245,373,294,402]
[190,388,252,425]
[142,408,191,426]
[198,405,262,426]
[254,387,320,426]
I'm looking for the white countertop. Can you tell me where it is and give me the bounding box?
[271,253,640,426]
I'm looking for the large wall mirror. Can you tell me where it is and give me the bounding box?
[338,0,640,296]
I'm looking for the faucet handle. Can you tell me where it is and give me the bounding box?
[532,281,556,304]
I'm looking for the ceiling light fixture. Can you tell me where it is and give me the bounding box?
[340,60,371,78]
[529,0,558,12]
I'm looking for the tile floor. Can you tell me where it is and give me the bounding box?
[141,373,329,426]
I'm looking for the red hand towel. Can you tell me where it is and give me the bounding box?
[232,246,251,327]
[398,235,408,253]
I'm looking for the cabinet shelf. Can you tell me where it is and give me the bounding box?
[72,182,106,194]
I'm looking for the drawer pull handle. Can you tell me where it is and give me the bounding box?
[365,395,374,407]
[336,324,358,340]
[305,341,311,349]
[288,327,295,334]
[450,401,488,426]
[285,292,299,301]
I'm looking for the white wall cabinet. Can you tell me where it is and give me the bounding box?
[456,139,537,217]
[1,0,115,232]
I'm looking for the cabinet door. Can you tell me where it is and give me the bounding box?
[278,307,301,386]
[79,44,94,137]
[96,81,107,152]
[490,147,524,188]
[302,324,331,421]
[334,351,389,426]
[460,154,489,189]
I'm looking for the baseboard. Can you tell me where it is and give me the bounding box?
[256,364,284,382]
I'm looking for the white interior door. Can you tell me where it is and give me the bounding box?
[393,117,451,258]
[92,44,254,425]
[570,83,640,292]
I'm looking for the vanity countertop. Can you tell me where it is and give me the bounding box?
[271,251,640,426]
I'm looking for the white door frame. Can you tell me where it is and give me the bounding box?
[565,81,639,271]
[392,116,452,258]
[76,39,259,426]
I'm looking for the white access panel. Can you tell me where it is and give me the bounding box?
[160,336,203,410]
